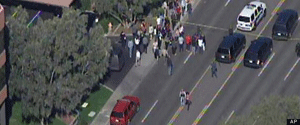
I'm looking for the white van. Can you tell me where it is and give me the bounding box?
[237,1,267,31]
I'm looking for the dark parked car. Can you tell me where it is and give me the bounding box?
[215,33,246,63]
[272,9,298,40]
[244,37,273,68]
[109,46,125,71]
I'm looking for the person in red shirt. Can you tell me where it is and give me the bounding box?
[186,35,192,51]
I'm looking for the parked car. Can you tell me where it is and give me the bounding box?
[237,1,267,31]
[272,9,298,41]
[215,33,246,63]
[244,37,273,68]
[110,96,140,125]
[109,45,125,71]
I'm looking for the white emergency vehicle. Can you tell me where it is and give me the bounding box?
[237,1,267,31]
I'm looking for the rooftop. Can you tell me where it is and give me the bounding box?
[22,0,74,7]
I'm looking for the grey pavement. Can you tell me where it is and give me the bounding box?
[91,0,201,124]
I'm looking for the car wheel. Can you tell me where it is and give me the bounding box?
[264,9,267,17]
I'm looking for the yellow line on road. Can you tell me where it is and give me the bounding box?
[192,0,286,124]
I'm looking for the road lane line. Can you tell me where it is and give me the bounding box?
[168,66,210,125]
[232,54,244,71]
[284,58,300,81]
[224,0,231,7]
[258,52,275,77]
[192,0,286,123]
[193,71,235,125]
[141,100,158,123]
[184,52,193,64]
[225,110,235,124]
[256,0,286,39]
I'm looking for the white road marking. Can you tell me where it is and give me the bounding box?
[284,58,300,81]
[141,100,158,123]
[184,52,193,64]
[225,110,235,124]
[225,0,231,7]
[258,52,275,77]
[193,0,286,123]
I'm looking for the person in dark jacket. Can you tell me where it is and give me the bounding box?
[167,56,173,75]
[211,60,217,78]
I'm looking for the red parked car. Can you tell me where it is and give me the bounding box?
[110,96,140,125]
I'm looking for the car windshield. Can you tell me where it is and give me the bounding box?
[217,48,229,54]
[238,16,250,22]
[245,51,258,59]
[111,111,124,118]
[273,24,287,33]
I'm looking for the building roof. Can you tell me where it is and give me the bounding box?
[0,4,4,30]
[22,0,74,7]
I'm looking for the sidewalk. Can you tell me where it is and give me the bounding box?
[91,1,201,125]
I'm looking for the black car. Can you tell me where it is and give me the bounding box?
[244,37,273,68]
[272,9,298,40]
[215,33,246,63]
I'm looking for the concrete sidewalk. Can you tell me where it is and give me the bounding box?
[91,1,201,125]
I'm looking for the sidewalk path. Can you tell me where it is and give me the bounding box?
[91,1,201,125]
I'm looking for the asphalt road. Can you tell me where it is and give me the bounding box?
[120,0,300,125]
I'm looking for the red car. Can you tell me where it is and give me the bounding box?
[110,96,140,125]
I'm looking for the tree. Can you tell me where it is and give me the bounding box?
[8,6,111,124]
[220,95,300,125]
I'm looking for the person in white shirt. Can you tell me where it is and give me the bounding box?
[135,36,140,51]
[149,24,154,39]
[136,50,141,66]
[178,36,184,52]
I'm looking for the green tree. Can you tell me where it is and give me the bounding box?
[220,95,300,125]
[8,6,111,124]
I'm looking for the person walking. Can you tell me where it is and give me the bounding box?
[153,40,159,60]
[149,24,154,40]
[171,37,177,55]
[192,35,197,55]
[136,50,141,66]
[179,89,186,105]
[135,36,140,52]
[142,36,149,54]
[167,56,173,75]
[211,60,218,78]
[186,91,192,110]
[120,31,126,47]
[186,35,192,51]
[178,35,184,52]
[128,39,134,58]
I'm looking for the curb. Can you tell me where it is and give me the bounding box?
[92,1,202,125]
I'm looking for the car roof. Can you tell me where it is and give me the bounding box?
[113,99,131,112]
[275,9,298,24]
[247,37,271,53]
[219,33,243,48]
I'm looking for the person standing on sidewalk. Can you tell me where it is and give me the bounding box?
[128,39,134,58]
[136,50,141,67]
[167,56,173,75]
[211,60,218,78]
[143,36,149,54]
[149,24,154,40]
[135,36,140,52]
[120,31,126,47]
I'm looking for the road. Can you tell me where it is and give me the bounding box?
[122,0,300,125]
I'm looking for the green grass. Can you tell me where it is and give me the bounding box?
[9,102,65,125]
[78,86,113,125]
[80,0,91,11]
